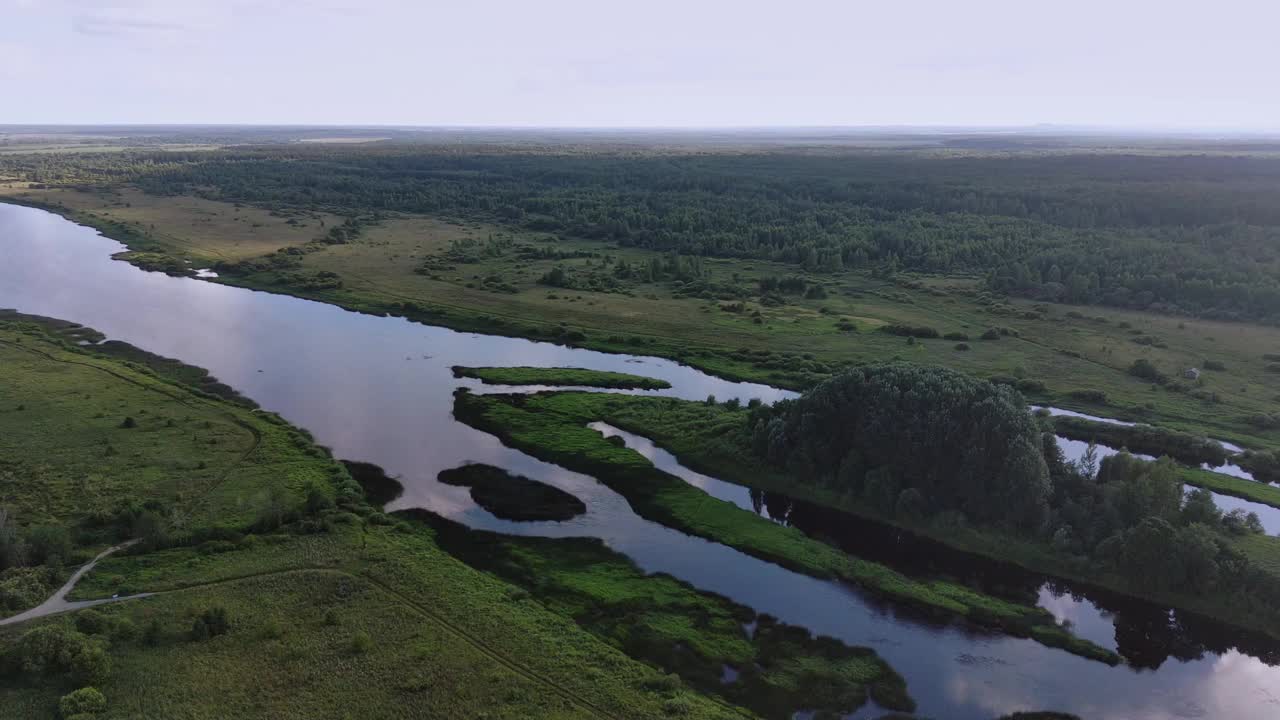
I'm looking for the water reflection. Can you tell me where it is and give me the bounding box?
[4,202,1280,719]
[594,423,1280,672]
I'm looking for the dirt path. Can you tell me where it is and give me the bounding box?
[0,541,150,627]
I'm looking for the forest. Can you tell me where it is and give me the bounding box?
[6,145,1280,321]
[749,365,1280,614]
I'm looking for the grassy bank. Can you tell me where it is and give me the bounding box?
[0,316,779,719]
[452,390,1118,664]
[416,510,914,718]
[453,365,673,389]
[1178,467,1280,510]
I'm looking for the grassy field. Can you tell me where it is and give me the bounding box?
[454,366,672,389]
[0,317,323,534]
[4,182,1277,451]
[452,390,1118,664]
[0,185,339,262]
[0,316,802,720]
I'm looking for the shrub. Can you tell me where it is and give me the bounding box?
[943,332,969,341]
[981,327,1002,340]
[1015,379,1046,393]
[1203,359,1226,371]
[349,631,373,655]
[59,687,106,718]
[954,343,970,351]
[879,324,939,339]
[190,607,231,641]
[118,416,136,429]
[1127,358,1167,384]
[12,625,110,684]
[26,525,72,567]
[1067,389,1107,404]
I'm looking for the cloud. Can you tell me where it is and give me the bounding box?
[72,16,189,37]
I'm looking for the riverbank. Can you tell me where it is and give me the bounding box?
[414,509,914,718]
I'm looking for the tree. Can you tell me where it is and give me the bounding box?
[26,525,71,567]
[59,687,106,718]
[1119,517,1183,590]
[0,506,22,570]
[1175,523,1221,593]
[1181,488,1222,526]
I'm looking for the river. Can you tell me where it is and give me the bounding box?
[4,202,1280,719]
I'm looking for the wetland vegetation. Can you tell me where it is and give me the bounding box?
[437,464,586,521]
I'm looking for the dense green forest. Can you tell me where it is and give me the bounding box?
[7,146,1280,321]
[749,365,1280,619]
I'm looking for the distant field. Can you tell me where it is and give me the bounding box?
[0,185,337,261]
[5,180,1279,449]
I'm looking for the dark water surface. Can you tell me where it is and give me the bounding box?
[5,203,1280,719]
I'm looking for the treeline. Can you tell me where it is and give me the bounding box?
[749,365,1278,613]
[1049,415,1230,467]
[7,146,1280,320]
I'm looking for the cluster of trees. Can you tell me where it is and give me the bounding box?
[750,364,1053,531]
[1049,452,1268,597]
[1,508,74,612]
[9,147,1280,321]
[749,365,1275,604]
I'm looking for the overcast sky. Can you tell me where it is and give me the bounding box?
[2,0,1277,129]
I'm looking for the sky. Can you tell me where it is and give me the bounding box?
[2,0,1278,129]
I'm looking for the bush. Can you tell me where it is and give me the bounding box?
[1203,359,1226,371]
[1127,358,1167,384]
[981,327,1002,340]
[943,332,969,341]
[954,343,970,351]
[1015,379,1046,393]
[1067,389,1107,404]
[349,631,373,654]
[26,525,72,567]
[118,416,136,429]
[879,324,939,339]
[190,607,231,641]
[12,625,110,684]
[59,687,106,718]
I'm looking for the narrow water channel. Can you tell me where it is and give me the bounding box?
[4,203,1280,719]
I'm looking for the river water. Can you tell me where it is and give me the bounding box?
[4,202,1280,719]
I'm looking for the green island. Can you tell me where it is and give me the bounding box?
[507,380,1280,642]
[437,464,587,522]
[452,388,1119,664]
[453,366,672,390]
